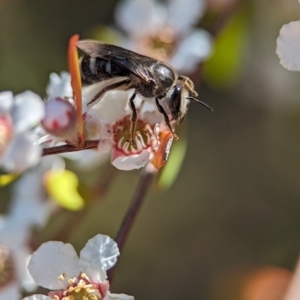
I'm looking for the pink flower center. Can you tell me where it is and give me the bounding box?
[112,116,154,155]
[49,273,109,300]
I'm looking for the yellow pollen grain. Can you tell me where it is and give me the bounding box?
[68,278,76,284]
[58,273,67,281]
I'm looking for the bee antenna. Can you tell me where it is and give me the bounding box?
[187,97,213,112]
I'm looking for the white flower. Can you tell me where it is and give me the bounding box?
[0,91,45,173]
[88,88,173,171]
[114,0,212,73]
[23,234,134,300]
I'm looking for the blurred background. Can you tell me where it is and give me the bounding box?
[1,0,300,299]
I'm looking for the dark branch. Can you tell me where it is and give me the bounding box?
[42,140,100,156]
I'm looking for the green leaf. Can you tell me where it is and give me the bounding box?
[203,7,249,89]
[44,169,85,211]
[156,135,187,191]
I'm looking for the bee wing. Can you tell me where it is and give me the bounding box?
[77,40,156,84]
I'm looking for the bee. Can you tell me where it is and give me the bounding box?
[76,39,212,143]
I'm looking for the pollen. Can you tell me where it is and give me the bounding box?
[52,274,103,300]
[58,273,67,281]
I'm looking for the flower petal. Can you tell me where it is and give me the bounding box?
[115,0,166,36]
[10,156,60,227]
[276,21,300,71]
[170,29,212,73]
[28,241,80,290]
[0,278,20,300]
[167,0,206,34]
[104,292,134,300]
[22,295,52,300]
[46,72,73,98]
[0,91,13,112]
[1,133,41,173]
[12,91,45,134]
[111,149,151,170]
[79,234,119,282]
[63,150,109,169]
[87,89,133,124]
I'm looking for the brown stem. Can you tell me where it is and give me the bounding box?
[42,140,99,156]
[108,169,154,282]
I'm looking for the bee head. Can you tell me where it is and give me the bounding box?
[165,82,191,124]
[166,75,213,124]
[165,75,212,124]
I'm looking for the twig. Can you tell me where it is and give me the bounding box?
[42,140,99,156]
[108,169,154,282]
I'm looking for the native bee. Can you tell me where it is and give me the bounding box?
[76,40,212,143]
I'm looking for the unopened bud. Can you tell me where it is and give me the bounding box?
[41,98,77,138]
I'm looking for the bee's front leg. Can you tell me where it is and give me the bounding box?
[155,97,178,140]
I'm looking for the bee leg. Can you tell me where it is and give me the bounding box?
[88,78,131,107]
[155,97,178,140]
[128,92,137,146]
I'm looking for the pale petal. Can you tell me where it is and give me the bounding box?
[46,72,72,98]
[167,0,206,34]
[115,0,166,36]
[276,21,300,71]
[22,295,52,300]
[63,150,109,169]
[104,292,134,300]
[0,282,21,300]
[97,139,113,154]
[111,149,151,170]
[10,163,56,228]
[28,241,80,290]
[79,234,119,282]
[15,247,37,292]
[12,91,45,134]
[140,100,164,124]
[82,77,131,115]
[89,90,133,124]
[170,29,212,73]
[0,91,13,112]
[1,133,41,173]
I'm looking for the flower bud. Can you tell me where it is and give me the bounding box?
[41,98,77,138]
